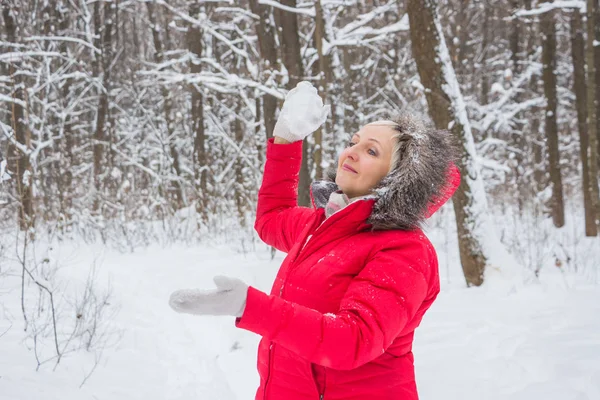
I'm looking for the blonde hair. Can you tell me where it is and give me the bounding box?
[389,132,402,173]
[365,120,402,174]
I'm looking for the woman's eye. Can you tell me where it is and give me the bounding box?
[347,141,355,147]
[368,149,378,156]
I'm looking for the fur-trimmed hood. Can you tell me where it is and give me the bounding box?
[310,114,461,231]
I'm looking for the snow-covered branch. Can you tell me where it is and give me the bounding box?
[0,93,27,108]
[155,0,251,60]
[258,0,315,17]
[0,122,30,156]
[25,36,100,55]
[0,51,63,63]
[514,1,585,17]
[138,69,284,99]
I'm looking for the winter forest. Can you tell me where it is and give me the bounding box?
[1,0,600,399]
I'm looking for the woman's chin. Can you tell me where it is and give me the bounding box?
[336,183,354,197]
[335,177,347,190]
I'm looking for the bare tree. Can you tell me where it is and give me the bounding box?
[249,0,279,140]
[540,0,564,227]
[187,1,208,220]
[595,0,600,168]
[92,0,106,212]
[570,8,597,236]
[508,0,529,212]
[407,0,513,286]
[2,0,33,231]
[521,0,546,195]
[146,0,185,210]
[312,0,335,180]
[586,0,600,227]
[14,231,117,377]
[275,1,310,207]
[56,2,75,225]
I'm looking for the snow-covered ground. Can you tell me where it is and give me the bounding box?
[1,216,599,400]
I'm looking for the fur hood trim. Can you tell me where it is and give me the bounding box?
[310,113,460,231]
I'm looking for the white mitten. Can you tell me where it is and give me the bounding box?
[273,81,330,142]
[169,276,248,318]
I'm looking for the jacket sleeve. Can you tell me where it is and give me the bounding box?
[235,242,432,370]
[255,138,316,253]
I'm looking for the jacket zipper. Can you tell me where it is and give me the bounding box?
[273,207,347,398]
[314,366,326,400]
[263,342,274,400]
[319,368,326,400]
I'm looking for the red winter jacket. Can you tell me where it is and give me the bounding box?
[236,138,460,400]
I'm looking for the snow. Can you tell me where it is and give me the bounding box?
[0,159,10,182]
[258,0,315,17]
[415,284,600,399]
[22,170,31,187]
[1,213,599,400]
[514,1,586,17]
[25,35,101,55]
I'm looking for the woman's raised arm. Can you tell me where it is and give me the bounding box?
[254,82,330,253]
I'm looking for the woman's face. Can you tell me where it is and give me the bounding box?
[335,122,396,198]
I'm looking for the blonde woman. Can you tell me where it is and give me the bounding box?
[170,82,460,400]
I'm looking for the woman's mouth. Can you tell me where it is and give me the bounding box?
[342,164,358,174]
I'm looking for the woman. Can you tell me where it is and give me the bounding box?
[169,81,460,400]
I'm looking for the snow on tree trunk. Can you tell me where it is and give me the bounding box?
[407,0,519,287]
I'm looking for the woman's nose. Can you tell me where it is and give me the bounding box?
[347,148,358,161]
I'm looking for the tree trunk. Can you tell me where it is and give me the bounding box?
[147,0,185,210]
[523,0,544,193]
[540,2,564,227]
[510,0,526,212]
[407,0,511,287]
[60,4,74,223]
[2,0,33,230]
[595,0,600,170]
[275,0,310,207]
[313,0,334,181]
[103,0,117,196]
[480,6,490,105]
[40,1,58,222]
[586,0,600,227]
[509,0,520,75]
[570,8,597,236]
[187,1,208,220]
[452,0,470,71]
[234,101,247,226]
[92,0,105,212]
[248,0,279,139]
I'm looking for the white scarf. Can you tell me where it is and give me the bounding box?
[324,191,374,218]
